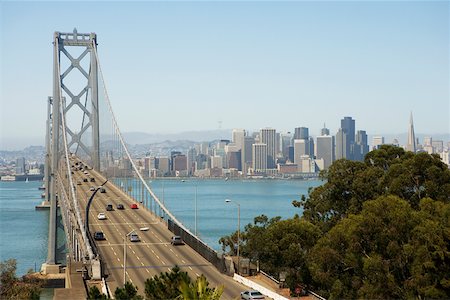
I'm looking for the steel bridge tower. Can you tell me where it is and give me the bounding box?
[43,29,100,272]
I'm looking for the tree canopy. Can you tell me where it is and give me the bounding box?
[221,146,450,298]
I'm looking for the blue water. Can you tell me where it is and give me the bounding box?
[115,179,323,252]
[0,181,48,276]
[0,179,322,275]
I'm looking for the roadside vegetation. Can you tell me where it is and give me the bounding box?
[87,266,223,299]
[219,145,450,298]
[0,259,44,299]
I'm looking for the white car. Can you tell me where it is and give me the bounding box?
[241,290,265,300]
[97,212,107,220]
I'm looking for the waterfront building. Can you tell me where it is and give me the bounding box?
[210,155,223,169]
[15,157,25,175]
[157,157,170,176]
[242,136,255,175]
[316,135,335,169]
[260,128,276,169]
[252,143,267,174]
[406,112,416,153]
[187,148,197,175]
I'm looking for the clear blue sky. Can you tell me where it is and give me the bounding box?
[1,1,449,149]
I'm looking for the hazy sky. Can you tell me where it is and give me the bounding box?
[1,1,449,149]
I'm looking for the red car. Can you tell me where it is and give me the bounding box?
[130,203,138,209]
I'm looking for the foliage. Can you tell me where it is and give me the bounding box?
[114,281,143,300]
[308,195,450,299]
[144,266,191,299]
[298,145,450,231]
[178,274,224,300]
[0,259,43,300]
[220,147,450,298]
[88,285,108,299]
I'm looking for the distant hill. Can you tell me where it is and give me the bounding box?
[121,129,233,145]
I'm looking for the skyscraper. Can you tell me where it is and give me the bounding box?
[341,117,355,160]
[316,135,335,169]
[321,124,330,136]
[372,136,385,150]
[335,128,349,160]
[252,143,267,174]
[294,127,309,140]
[260,128,276,169]
[242,136,255,174]
[294,139,308,165]
[232,129,246,151]
[354,130,369,161]
[406,112,416,153]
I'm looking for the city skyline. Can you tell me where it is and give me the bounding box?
[1,1,449,150]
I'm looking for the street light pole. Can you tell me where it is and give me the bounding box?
[225,199,240,274]
[123,230,135,285]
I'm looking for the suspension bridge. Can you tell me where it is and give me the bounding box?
[41,29,247,298]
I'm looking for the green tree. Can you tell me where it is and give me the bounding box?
[114,281,143,300]
[88,285,108,299]
[144,266,191,299]
[300,146,450,232]
[178,274,224,300]
[308,195,450,299]
[0,259,43,300]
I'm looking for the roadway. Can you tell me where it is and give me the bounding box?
[68,157,248,299]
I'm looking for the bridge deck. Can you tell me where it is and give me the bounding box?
[71,157,248,298]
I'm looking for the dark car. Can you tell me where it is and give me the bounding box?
[106,204,113,211]
[94,231,105,240]
[171,236,184,245]
[117,204,124,210]
[100,187,106,193]
[90,177,95,182]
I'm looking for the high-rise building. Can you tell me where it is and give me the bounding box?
[242,136,255,174]
[294,139,308,164]
[157,157,170,176]
[316,135,335,169]
[294,127,309,140]
[406,112,416,153]
[432,140,444,153]
[321,124,330,136]
[341,117,355,145]
[279,132,292,159]
[260,128,276,168]
[15,157,25,175]
[252,143,267,174]
[372,136,385,150]
[354,130,369,161]
[335,128,350,160]
[232,129,246,151]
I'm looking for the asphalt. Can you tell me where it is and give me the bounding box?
[69,158,248,299]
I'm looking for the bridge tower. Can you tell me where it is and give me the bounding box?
[43,29,100,272]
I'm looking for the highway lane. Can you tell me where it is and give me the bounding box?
[69,158,248,299]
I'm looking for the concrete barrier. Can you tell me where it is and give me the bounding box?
[233,273,290,300]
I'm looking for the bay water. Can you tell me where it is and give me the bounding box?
[0,179,322,276]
